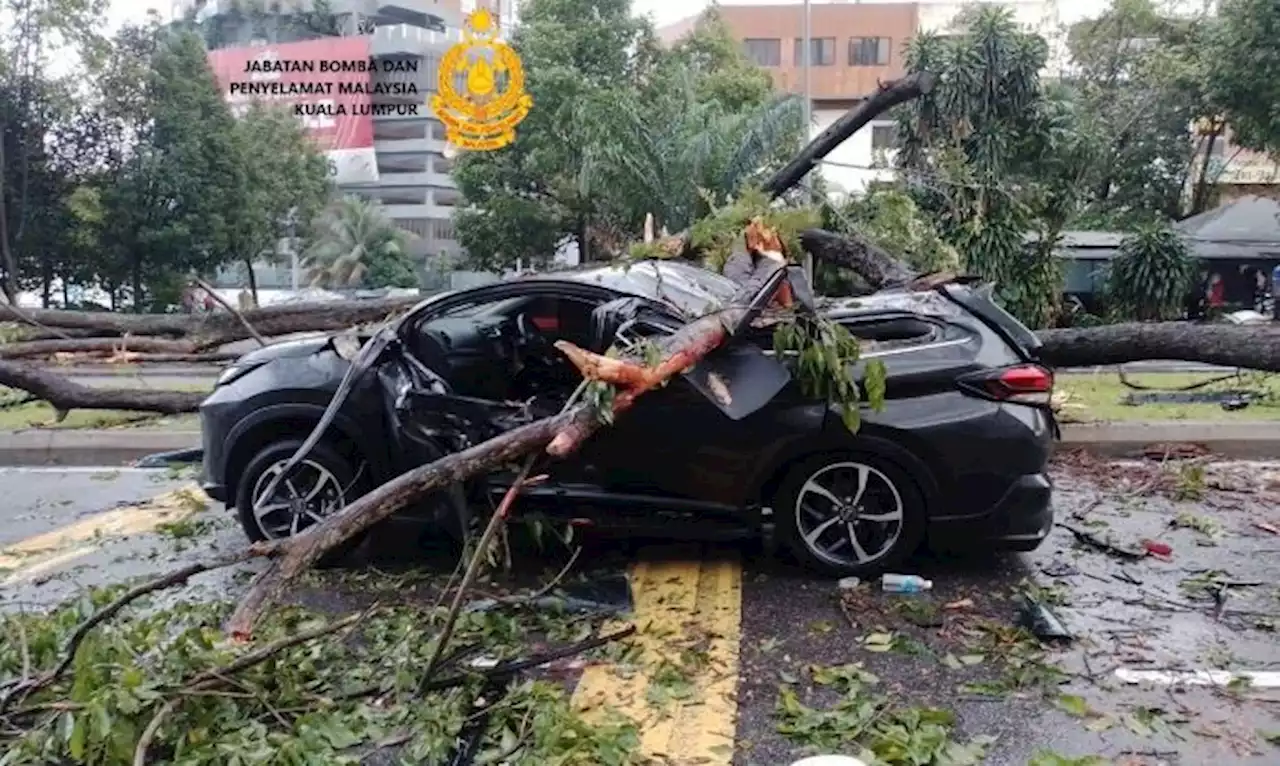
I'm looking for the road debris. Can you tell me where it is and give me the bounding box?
[1016,594,1073,642]
[881,573,933,593]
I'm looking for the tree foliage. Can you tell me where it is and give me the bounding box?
[1065,0,1215,225]
[454,1,805,272]
[896,6,1069,328]
[1105,224,1196,320]
[1208,0,1280,157]
[302,196,418,289]
[225,104,330,301]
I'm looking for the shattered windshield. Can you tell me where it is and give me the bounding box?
[575,261,741,317]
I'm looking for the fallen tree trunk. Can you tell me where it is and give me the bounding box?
[1036,323,1280,371]
[0,337,199,359]
[0,294,420,348]
[799,228,920,289]
[0,360,205,414]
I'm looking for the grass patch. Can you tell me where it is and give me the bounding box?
[1055,371,1280,423]
[0,384,206,431]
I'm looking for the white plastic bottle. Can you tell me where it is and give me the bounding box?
[881,574,933,593]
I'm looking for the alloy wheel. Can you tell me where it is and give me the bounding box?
[251,458,347,539]
[793,461,905,568]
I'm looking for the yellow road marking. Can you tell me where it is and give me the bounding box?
[571,545,743,764]
[2,546,98,586]
[0,486,208,577]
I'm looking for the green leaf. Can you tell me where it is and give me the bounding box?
[1054,693,1091,718]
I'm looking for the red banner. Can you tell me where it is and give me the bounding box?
[206,37,379,185]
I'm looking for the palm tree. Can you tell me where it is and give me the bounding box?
[584,62,806,236]
[300,196,417,289]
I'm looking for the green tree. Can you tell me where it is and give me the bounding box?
[453,0,652,271]
[896,8,1054,326]
[1105,224,1196,320]
[0,0,110,301]
[225,104,331,303]
[897,6,1073,328]
[455,2,803,272]
[1208,0,1280,157]
[301,196,418,289]
[1065,0,1215,224]
[99,28,244,309]
[588,9,804,238]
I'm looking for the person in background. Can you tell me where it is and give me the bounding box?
[1206,272,1225,310]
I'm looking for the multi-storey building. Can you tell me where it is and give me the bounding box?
[660,2,918,197]
[657,1,1093,197]
[185,0,510,290]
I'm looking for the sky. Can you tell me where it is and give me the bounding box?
[105,0,1209,39]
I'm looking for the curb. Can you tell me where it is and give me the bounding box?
[1058,421,1280,459]
[0,422,1276,467]
[0,431,201,467]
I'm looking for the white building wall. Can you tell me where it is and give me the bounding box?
[811,111,896,199]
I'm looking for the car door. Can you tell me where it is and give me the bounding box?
[565,319,827,509]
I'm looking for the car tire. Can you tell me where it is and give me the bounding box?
[234,439,369,566]
[774,450,927,578]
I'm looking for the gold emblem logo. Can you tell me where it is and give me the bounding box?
[431,9,532,152]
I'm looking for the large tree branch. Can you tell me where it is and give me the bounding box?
[0,360,205,414]
[799,228,920,289]
[762,72,938,198]
[227,224,796,639]
[0,337,199,359]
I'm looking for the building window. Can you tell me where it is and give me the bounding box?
[849,37,891,66]
[871,124,898,151]
[434,188,462,207]
[432,219,457,241]
[742,38,781,67]
[794,37,836,66]
[396,218,433,238]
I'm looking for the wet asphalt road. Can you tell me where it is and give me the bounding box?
[0,466,243,610]
[733,458,1280,766]
[2,461,1279,765]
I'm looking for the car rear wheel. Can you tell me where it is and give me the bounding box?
[774,451,926,577]
[235,439,368,565]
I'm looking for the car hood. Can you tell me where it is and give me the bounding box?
[232,334,335,365]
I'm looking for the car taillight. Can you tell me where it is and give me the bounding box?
[958,364,1054,405]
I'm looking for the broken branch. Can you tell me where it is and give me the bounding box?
[226,409,580,638]
[0,551,255,712]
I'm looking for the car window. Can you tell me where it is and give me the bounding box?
[432,296,526,319]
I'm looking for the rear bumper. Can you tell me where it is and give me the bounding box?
[928,472,1053,553]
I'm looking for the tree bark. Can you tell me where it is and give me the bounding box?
[799,228,920,289]
[1035,323,1280,371]
[0,294,421,348]
[0,360,205,414]
[0,337,198,359]
[762,72,938,198]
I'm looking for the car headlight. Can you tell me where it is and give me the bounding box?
[216,362,264,388]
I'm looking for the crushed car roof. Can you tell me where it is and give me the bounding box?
[524,260,965,320]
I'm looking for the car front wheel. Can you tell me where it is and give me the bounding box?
[774,451,927,577]
[234,439,368,563]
